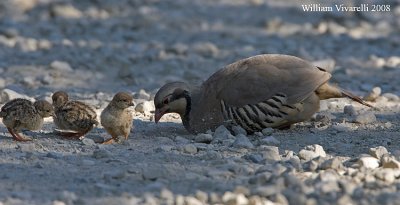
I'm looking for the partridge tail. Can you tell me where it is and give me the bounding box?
[316,83,373,108]
[341,89,374,108]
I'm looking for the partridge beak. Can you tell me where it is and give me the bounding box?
[154,107,167,123]
[129,102,135,107]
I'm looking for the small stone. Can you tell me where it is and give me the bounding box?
[213,125,233,143]
[355,112,376,124]
[50,60,73,71]
[57,191,77,205]
[18,143,35,152]
[134,89,150,100]
[52,200,66,205]
[22,76,36,87]
[142,166,165,180]
[92,149,112,159]
[343,105,357,116]
[195,190,208,203]
[261,128,274,136]
[183,144,198,154]
[260,136,280,146]
[222,192,248,205]
[175,136,190,144]
[319,100,328,111]
[315,112,335,124]
[160,188,174,204]
[185,196,203,205]
[358,156,380,169]
[382,93,399,101]
[192,42,219,58]
[40,74,54,85]
[332,123,353,132]
[298,144,326,161]
[260,146,281,161]
[80,159,96,166]
[248,172,272,185]
[364,87,381,101]
[0,88,31,103]
[81,138,96,146]
[320,157,344,170]
[253,185,279,197]
[135,101,154,115]
[155,145,173,152]
[51,4,83,19]
[103,170,126,180]
[46,152,63,159]
[167,43,188,55]
[194,133,213,143]
[246,154,263,163]
[0,78,5,88]
[375,169,396,183]
[369,146,388,160]
[232,125,247,136]
[381,156,400,169]
[232,134,254,149]
[387,56,400,67]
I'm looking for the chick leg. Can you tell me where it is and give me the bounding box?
[102,135,117,144]
[58,129,90,140]
[102,127,118,144]
[7,127,31,141]
[59,132,82,140]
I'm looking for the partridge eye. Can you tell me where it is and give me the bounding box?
[163,98,169,105]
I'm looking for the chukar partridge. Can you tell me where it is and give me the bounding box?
[154,54,372,134]
[0,98,54,141]
[100,92,134,144]
[52,91,99,139]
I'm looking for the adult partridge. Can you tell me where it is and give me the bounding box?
[52,91,98,139]
[154,54,372,134]
[0,98,54,141]
[100,92,134,144]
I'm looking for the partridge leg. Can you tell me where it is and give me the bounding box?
[7,128,31,141]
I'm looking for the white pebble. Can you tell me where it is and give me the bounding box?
[358,156,380,169]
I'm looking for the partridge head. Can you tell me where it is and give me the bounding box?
[154,54,372,134]
[154,82,191,123]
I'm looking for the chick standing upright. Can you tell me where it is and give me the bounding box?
[101,92,135,144]
[0,98,54,141]
[52,91,98,139]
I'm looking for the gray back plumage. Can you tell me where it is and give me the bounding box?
[189,54,331,133]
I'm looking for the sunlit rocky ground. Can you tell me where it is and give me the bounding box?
[0,0,400,204]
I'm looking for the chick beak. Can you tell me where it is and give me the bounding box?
[129,102,135,107]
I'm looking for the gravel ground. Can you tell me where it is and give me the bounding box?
[0,0,400,204]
